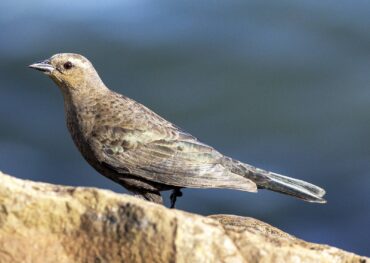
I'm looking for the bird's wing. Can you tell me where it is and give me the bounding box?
[90,124,257,192]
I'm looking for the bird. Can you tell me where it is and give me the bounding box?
[29,53,326,208]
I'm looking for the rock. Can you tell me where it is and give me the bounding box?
[0,171,367,263]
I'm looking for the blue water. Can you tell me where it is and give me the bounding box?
[1,0,370,256]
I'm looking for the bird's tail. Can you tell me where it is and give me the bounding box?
[228,159,326,203]
[257,171,326,203]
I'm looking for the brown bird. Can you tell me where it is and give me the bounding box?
[29,53,326,208]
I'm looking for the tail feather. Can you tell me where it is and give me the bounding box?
[226,158,326,203]
[262,172,326,203]
[227,159,326,203]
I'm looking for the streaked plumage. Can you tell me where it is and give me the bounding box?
[29,53,326,207]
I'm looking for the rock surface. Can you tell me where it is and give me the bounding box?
[0,171,367,263]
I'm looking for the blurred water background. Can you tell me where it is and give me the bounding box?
[1,0,370,256]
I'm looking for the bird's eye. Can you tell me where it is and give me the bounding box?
[63,61,73,70]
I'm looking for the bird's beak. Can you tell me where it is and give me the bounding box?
[29,59,54,74]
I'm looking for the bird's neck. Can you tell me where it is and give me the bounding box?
[63,84,108,139]
[64,85,106,107]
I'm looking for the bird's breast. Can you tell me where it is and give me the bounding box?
[65,102,98,163]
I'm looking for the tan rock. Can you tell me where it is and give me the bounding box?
[0,171,367,263]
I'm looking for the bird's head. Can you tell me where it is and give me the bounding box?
[29,53,105,94]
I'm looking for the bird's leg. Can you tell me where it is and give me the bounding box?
[170,188,183,208]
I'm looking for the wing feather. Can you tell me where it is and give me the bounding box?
[89,93,257,192]
[92,128,256,192]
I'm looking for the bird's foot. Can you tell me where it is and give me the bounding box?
[170,188,183,209]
